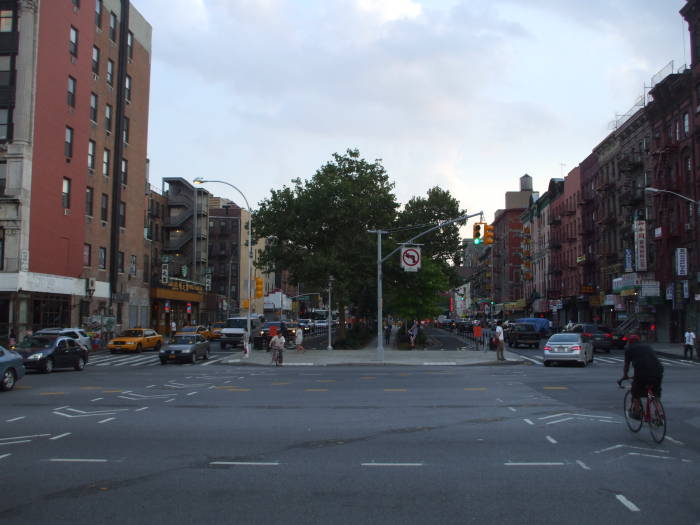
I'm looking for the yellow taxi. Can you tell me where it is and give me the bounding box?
[176,325,213,340]
[210,322,225,340]
[107,328,164,354]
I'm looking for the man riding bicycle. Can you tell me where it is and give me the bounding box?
[619,343,664,419]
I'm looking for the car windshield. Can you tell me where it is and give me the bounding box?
[225,319,247,329]
[121,330,143,337]
[548,334,580,343]
[263,322,281,329]
[172,336,195,345]
[18,336,55,349]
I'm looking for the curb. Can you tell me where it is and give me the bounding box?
[219,358,527,367]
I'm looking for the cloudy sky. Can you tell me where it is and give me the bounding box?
[136,0,689,223]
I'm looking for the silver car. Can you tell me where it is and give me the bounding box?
[1,345,25,391]
[543,333,593,367]
[159,334,210,365]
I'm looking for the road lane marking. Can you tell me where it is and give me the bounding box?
[665,436,684,445]
[0,434,50,441]
[305,389,328,392]
[164,398,175,403]
[546,417,574,425]
[272,382,290,385]
[616,495,640,512]
[576,460,591,470]
[361,462,423,467]
[519,355,541,365]
[508,407,516,412]
[210,461,279,466]
[49,458,108,463]
[200,358,224,366]
[135,407,148,412]
[543,386,568,390]
[423,362,456,366]
[187,392,197,396]
[523,419,534,425]
[0,440,31,445]
[546,436,558,444]
[463,387,487,391]
[98,418,115,424]
[80,387,103,390]
[384,389,407,392]
[0,454,10,460]
[14,385,31,389]
[6,417,25,422]
[91,398,103,402]
[504,462,564,466]
[146,385,156,388]
[50,433,71,441]
[40,392,65,396]
[627,452,672,460]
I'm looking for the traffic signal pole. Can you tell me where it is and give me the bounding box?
[369,211,483,362]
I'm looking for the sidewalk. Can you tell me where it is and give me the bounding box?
[220,338,522,367]
[648,342,698,360]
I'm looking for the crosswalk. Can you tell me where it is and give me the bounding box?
[86,352,230,368]
[523,353,699,368]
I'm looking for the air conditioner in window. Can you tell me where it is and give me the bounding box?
[92,73,98,81]
[684,223,693,231]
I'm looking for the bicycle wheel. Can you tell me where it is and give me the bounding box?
[623,390,643,432]
[648,398,666,444]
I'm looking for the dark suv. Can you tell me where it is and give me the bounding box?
[16,335,89,373]
[569,324,613,352]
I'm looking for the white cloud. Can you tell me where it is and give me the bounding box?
[355,0,423,22]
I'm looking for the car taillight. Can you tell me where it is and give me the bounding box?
[604,333,612,339]
[622,336,628,341]
[543,345,551,351]
[583,333,592,338]
[570,345,581,351]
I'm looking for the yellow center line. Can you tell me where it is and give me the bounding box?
[384,389,407,392]
[464,387,487,391]
[225,388,251,392]
[543,386,568,390]
[14,385,32,390]
[39,392,65,396]
[305,388,328,392]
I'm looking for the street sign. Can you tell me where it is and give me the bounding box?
[160,264,169,284]
[400,247,421,272]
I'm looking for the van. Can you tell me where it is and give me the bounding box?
[513,318,550,337]
[219,317,259,349]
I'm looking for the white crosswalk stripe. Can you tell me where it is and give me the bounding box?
[518,353,698,368]
[87,352,229,368]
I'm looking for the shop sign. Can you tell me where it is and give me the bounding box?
[654,226,662,239]
[167,279,204,294]
[161,264,169,284]
[682,280,689,299]
[548,299,562,311]
[676,248,688,276]
[665,283,674,300]
[624,248,634,272]
[634,220,647,271]
[695,293,700,301]
[579,285,595,295]
[640,280,660,297]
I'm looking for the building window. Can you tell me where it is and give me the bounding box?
[675,120,680,141]
[72,0,80,8]
[67,76,76,107]
[123,116,129,143]
[88,139,95,169]
[83,244,91,267]
[683,112,690,136]
[127,31,133,58]
[117,251,124,273]
[0,10,13,33]
[106,59,114,85]
[109,12,117,41]
[100,193,108,221]
[0,108,10,140]
[92,46,100,74]
[85,186,94,216]
[89,92,97,121]
[105,104,112,131]
[120,158,128,185]
[125,75,131,101]
[0,161,6,195]
[62,178,71,209]
[102,148,110,177]
[130,255,137,275]
[65,127,73,158]
[69,26,78,57]
[98,247,106,269]
[119,201,126,227]
[0,56,12,86]
[95,0,102,27]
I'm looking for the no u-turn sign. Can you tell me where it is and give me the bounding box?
[400,247,421,272]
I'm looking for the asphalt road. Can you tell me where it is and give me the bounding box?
[1,349,698,524]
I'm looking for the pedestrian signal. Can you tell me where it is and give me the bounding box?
[255,277,264,298]
[484,224,495,245]
[473,223,482,245]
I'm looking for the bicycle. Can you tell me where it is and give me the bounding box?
[270,346,283,366]
[617,377,666,443]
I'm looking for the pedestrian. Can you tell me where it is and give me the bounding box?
[269,329,285,366]
[384,323,392,345]
[170,320,177,342]
[408,320,419,349]
[8,328,16,348]
[495,320,505,361]
[683,328,696,360]
[295,326,304,353]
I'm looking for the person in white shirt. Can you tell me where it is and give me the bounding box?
[495,320,505,361]
[269,331,285,366]
[683,329,696,360]
[295,327,304,353]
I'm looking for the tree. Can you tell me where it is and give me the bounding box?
[253,149,399,339]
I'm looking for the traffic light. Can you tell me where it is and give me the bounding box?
[242,299,250,309]
[255,277,263,298]
[473,222,482,245]
[483,224,495,245]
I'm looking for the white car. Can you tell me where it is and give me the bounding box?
[35,327,91,351]
[543,333,593,367]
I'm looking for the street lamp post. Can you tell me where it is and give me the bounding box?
[193,178,253,356]
[327,276,334,351]
[644,187,699,209]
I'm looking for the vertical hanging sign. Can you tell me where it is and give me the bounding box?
[676,247,688,276]
[634,220,647,272]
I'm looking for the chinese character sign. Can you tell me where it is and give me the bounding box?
[634,220,647,272]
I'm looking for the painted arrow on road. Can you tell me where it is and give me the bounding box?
[53,407,130,418]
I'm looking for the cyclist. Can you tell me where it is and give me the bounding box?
[619,343,664,419]
[269,329,285,366]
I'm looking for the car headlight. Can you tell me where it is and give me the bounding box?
[28,352,45,360]
[182,348,193,353]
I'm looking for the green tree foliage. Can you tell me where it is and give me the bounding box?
[253,149,399,335]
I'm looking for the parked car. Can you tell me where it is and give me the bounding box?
[513,318,550,337]
[543,333,593,367]
[506,323,540,348]
[0,345,25,391]
[569,323,613,352]
[107,328,163,354]
[16,335,88,373]
[159,334,210,364]
[176,325,213,340]
[35,327,91,351]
